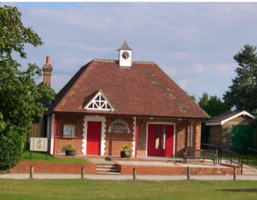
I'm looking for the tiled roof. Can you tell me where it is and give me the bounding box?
[49,59,209,119]
[206,110,255,126]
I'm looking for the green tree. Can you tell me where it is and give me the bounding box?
[223,45,257,113]
[0,5,55,170]
[199,93,230,144]
[199,93,230,118]
[189,95,196,102]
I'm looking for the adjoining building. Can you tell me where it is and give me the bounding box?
[206,110,256,154]
[43,41,209,158]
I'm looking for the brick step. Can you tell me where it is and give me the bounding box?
[96,171,121,175]
[96,164,117,168]
[97,168,119,172]
[96,163,120,174]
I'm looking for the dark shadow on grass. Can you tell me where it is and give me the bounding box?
[218,188,257,192]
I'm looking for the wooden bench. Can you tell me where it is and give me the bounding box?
[183,148,218,165]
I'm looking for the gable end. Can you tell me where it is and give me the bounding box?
[84,90,114,111]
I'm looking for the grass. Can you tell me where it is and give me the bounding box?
[0,179,257,200]
[219,153,257,166]
[22,150,89,164]
[242,154,257,165]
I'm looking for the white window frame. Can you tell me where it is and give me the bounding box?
[63,124,75,138]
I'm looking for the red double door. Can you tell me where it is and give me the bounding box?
[147,124,174,157]
[86,121,101,155]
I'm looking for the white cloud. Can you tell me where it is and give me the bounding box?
[5,2,257,100]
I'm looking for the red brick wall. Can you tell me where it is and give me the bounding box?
[10,161,96,174]
[137,118,147,157]
[43,71,52,86]
[55,113,85,155]
[195,121,201,149]
[175,120,187,157]
[52,113,202,158]
[115,163,239,175]
[104,116,134,156]
[10,160,239,175]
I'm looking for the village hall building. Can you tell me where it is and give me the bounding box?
[43,41,209,158]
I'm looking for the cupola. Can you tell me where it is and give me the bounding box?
[118,40,132,69]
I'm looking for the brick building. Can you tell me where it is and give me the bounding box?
[44,41,209,158]
[206,110,256,154]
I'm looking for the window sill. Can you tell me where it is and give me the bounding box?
[63,136,76,139]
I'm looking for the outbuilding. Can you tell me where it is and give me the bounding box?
[43,41,209,158]
[206,110,256,154]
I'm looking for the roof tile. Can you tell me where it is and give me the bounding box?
[49,59,209,119]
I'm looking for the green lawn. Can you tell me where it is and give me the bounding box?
[219,153,257,166]
[0,179,257,200]
[245,154,257,166]
[22,150,89,164]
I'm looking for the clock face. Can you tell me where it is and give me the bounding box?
[122,51,130,59]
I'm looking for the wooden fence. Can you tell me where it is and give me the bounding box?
[26,123,40,148]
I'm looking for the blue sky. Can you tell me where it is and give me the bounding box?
[3,2,257,101]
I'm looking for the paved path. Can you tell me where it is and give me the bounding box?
[1,173,257,180]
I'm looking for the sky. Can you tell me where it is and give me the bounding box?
[2,1,257,102]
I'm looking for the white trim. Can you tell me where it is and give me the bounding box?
[132,117,136,157]
[146,122,176,157]
[50,113,55,155]
[46,115,51,153]
[46,115,51,139]
[206,111,255,126]
[84,90,114,111]
[83,115,106,156]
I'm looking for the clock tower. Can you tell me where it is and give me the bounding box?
[118,40,132,69]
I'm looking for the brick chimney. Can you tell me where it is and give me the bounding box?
[42,56,53,86]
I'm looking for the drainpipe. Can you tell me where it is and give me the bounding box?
[135,117,138,158]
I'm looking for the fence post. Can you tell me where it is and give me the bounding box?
[233,166,237,180]
[30,166,34,179]
[230,152,232,165]
[241,157,243,174]
[81,167,84,179]
[133,168,136,180]
[187,167,190,180]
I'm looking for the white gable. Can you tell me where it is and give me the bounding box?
[84,90,114,111]
[206,110,255,126]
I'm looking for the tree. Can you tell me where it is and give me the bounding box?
[199,93,230,144]
[0,5,55,170]
[223,45,257,113]
[199,93,231,118]
[189,95,196,102]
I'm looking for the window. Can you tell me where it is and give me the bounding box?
[63,124,75,138]
[155,126,159,149]
[162,126,166,149]
[188,124,193,147]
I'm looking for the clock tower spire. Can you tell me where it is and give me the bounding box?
[118,40,132,69]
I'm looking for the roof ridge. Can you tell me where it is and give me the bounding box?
[93,59,155,64]
[93,59,116,62]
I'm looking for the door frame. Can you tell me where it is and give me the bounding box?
[83,116,106,155]
[146,122,176,157]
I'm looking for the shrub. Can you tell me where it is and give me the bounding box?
[62,143,76,152]
[0,130,24,170]
[122,145,130,150]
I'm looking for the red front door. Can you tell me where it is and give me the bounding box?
[86,121,101,155]
[147,124,174,157]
